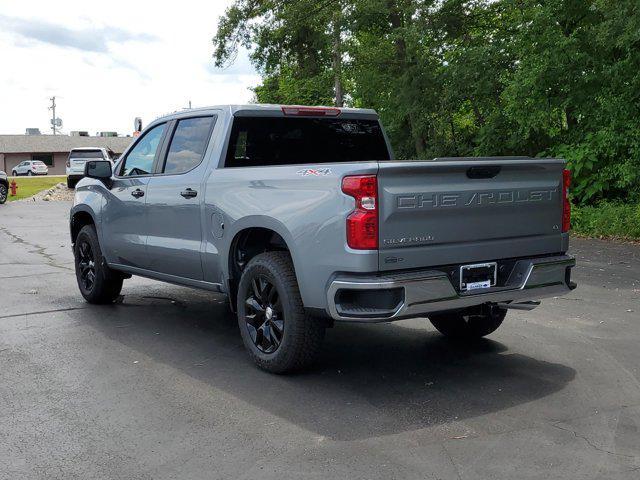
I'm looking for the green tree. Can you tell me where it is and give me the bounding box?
[213,0,640,204]
[213,0,345,106]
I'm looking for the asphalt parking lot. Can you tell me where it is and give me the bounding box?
[1,200,639,480]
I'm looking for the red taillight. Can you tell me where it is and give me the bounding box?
[281,105,341,117]
[342,175,378,249]
[562,169,571,233]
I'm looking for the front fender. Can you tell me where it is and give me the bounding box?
[69,182,104,245]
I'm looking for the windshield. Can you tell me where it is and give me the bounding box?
[225,117,390,167]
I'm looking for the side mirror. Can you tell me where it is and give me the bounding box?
[84,160,112,187]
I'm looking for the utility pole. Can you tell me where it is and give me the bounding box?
[49,96,57,135]
[188,100,192,109]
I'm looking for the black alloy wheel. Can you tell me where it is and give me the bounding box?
[77,240,96,292]
[74,224,123,304]
[244,275,284,353]
[236,251,326,373]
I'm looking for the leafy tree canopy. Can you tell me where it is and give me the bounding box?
[213,0,640,204]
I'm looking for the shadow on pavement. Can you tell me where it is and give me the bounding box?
[83,289,576,441]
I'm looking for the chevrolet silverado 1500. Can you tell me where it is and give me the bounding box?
[70,104,576,373]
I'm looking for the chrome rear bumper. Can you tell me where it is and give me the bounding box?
[326,255,576,322]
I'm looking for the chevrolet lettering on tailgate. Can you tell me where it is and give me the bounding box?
[397,188,558,209]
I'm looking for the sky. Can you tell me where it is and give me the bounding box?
[0,0,260,136]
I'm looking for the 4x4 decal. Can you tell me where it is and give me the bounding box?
[296,168,332,177]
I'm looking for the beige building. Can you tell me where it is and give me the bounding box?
[0,135,133,175]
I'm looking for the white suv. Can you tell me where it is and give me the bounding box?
[12,160,49,176]
[66,148,115,188]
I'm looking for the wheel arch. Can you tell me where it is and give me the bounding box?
[70,206,98,246]
[223,217,302,310]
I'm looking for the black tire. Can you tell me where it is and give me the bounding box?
[11,171,17,176]
[429,305,507,339]
[27,170,33,176]
[0,183,7,204]
[67,178,76,189]
[74,225,123,304]
[237,251,325,373]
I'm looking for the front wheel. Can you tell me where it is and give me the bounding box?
[0,183,7,204]
[74,225,123,304]
[237,251,325,373]
[429,305,507,339]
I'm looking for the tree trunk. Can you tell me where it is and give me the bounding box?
[414,134,426,156]
[449,118,459,155]
[387,1,426,156]
[472,104,486,126]
[331,13,344,107]
[565,106,577,131]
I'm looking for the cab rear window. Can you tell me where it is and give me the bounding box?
[224,117,390,167]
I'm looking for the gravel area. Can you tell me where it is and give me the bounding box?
[17,182,75,202]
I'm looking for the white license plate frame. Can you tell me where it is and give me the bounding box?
[460,262,497,292]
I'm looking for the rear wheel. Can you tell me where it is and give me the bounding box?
[74,225,123,304]
[27,170,33,176]
[429,305,507,339]
[0,183,7,204]
[67,178,77,189]
[237,251,325,373]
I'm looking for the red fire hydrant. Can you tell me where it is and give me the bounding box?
[10,179,17,196]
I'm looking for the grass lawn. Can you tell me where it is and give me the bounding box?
[572,202,640,240]
[7,176,66,201]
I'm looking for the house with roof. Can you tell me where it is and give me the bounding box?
[0,134,133,175]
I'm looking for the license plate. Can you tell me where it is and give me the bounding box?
[460,262,497,291]
[466,280,491,291]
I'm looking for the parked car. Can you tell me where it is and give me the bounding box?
[70,104,576,373]
[66,148,115,188]
[0,171,8,204]
[11,160,48,176]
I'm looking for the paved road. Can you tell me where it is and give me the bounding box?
[1,201,639,480]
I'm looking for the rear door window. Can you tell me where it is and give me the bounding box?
[224,117,390,167]
[120,123,166,176]
[162,116,215,174]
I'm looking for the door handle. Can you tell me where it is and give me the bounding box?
[131,188,145,198]
[466,166,501,179]
[180,188,198,198]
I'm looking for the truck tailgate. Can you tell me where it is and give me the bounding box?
[377,158,567,271]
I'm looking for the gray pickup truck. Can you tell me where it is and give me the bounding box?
[70,104,576,373]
